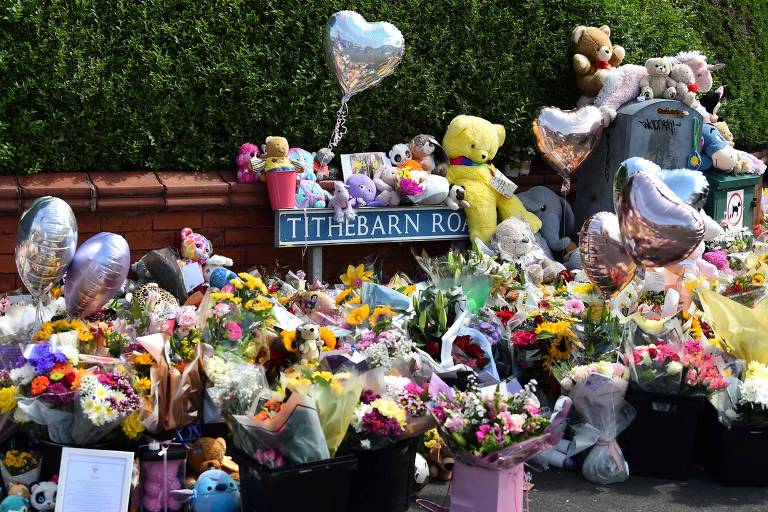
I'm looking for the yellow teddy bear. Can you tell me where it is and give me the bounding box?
[443,115,541,243]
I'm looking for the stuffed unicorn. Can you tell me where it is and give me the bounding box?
[295,179,332,208]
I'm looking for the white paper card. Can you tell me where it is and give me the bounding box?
[490,169,518,198]
[181,263,205,292]
[56,448,134,512]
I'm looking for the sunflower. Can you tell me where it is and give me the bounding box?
[753,273,765,286]
[33,322,54,342]
[346,304,370,326]
[689,318,704,341]
[281,330,297,352]
[320,327,337,351]
[536,321,575,367]
[370,306,393,325]
[535,321,575,339]
[340,264,374,289]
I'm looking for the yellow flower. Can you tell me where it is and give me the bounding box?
[753,273,765,286]
[50,286,63,299]
[371,398,407,428]
[0,386,16,414]
[689,318,704,341]
[122,411,145,440]
[535,321,575,339]
[746,360,768,381]
[350,295,362,305]
[330,380,344,396]
[319,327,336,351]
[403,285,416,297]
[346,304,370,326]
[133,353,155,366]
[33,322,54,342]
[137,377,152,394]
[340,264,374,289]
[571,283,594,295]
[281,330,297,352]
[211,292,235,302]
[335,287,353,305]
[230,278,244,290]
[370,306,393,325]
[248,296,273,312]
[312,371,333,382]
[761,253,768,265]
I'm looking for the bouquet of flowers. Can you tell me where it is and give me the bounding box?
[13,342,81,444]
[556,361,635,484]
[719,272,767,307]
[203,352,269,420]
[0,450,40,488]
[626,344,685,394]
[428,374,570,512]
[710,360,768,427]
[0,370,17,444]
[339,304,416,370]
[72,368,142,445]
[348,389,408,450]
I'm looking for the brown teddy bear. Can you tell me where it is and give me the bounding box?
[185,437,239,488]
[7,483,29,499]
[572,25,625,102]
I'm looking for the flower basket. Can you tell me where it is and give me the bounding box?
[232,449,356,512]
[265,170,297,210]
[0,452,41,490]
[348,436,419,512]
[618,386,705,481]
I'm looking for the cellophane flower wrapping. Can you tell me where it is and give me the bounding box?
[564,371,635,484]
[71,369,141,445]
[137,333,202,433]
[282,365,364,455]
[231,392,330,467]
[710,359,768,427]
[202,347,269,421]
[624,342,684,395]
[427,373,571,471]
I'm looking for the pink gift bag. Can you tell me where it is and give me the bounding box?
[450,462,524,512]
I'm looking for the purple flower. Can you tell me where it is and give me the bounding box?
[42,382,74,406]
[475,424,492,442]
[357,330,376,350]
[703,250,729,270]
[27,343,62,374]
[445,415,466,432]
[376,330,401,348]
[360,389,380,405]
[362,409,403,437]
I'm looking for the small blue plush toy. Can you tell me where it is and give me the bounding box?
[171,469,240,512]
[0,495,31,512]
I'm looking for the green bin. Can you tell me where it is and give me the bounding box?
[702,171,761,229]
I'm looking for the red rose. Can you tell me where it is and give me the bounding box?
[534,315,545,326]
[425,339,440,359]
[648,347,658,359]
[454,335,472,352]
[558,270,573,282]
[512,331,537,347]
[538,300,550,309]
[495,309,515,326]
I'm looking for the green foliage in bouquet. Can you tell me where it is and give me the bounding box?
[1,0,767,173]
[408,287,462,350]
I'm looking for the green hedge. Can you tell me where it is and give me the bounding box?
[0,0,766,173]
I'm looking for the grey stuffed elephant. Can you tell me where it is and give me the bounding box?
[518,186,576,253]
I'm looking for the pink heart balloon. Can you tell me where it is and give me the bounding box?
[532,105,604,194]
[618,172,705,268]
[579,212,637,299]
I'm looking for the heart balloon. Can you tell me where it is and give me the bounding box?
[618,172,705,268]
[65,233,130,318]
[532,105,604,194]
[614,157,709,211]
[15,196,78,299]
[578,212,637,298]
[324,11,405,101]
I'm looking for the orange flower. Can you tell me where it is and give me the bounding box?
[49,363,73,382]
[69,369,85,391]
[31,376,50,396]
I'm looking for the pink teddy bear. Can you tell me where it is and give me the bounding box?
[141,459,184,512]
[236,142,263,183]
[180,228,213,265]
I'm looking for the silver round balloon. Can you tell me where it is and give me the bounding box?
[614,157,709,211]
[15,196,78,298]
[324,10,405,101]
[65,232,130,318]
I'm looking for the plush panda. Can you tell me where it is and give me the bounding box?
[29,482,56,512]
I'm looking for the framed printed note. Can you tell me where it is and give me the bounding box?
[56,448,134,512]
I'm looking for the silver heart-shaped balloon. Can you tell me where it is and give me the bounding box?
[532,105,603,193]
[324,11,405,101]
[614,157,709,211]
[579,211,637,299]
[15,196,78,298]
[618,171,705,268]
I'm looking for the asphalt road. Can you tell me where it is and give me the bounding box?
[410,467,768,511]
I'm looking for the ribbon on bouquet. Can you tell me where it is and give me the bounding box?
[595,438,625,473]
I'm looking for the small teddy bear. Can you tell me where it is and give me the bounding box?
[373,165,401,206]
[669,63,697,106]
[491,217,565,286]
[235,142,263,183]
[445,185,470,211]
[263,136,295,173]
[313,148,335,181]
[6,484,29,500]
[142,459,185,512]
[29,481,56,512]
[571,25,625,102]
[296,323,324,364]
[180,228,213,266]
[203,255,236,289]
[640,58,677,100]
[186,437,239,488]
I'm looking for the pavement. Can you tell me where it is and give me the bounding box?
[409,467,768,511]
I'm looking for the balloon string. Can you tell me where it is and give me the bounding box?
[327,99,349,150]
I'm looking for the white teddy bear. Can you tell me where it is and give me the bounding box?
[297,323,324,364]
[490,217,565,285]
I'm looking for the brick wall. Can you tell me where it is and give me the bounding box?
[0,164,565,292]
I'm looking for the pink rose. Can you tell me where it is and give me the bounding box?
[213,303,231,317]
[613,363,625,378]
[507,414,526,435]
[221,284,235,294]
[225,321,242,341]
[176,306,198,333]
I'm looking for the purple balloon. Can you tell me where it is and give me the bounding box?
[65,233,130,318]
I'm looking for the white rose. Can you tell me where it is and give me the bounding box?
[666,361,683,375]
